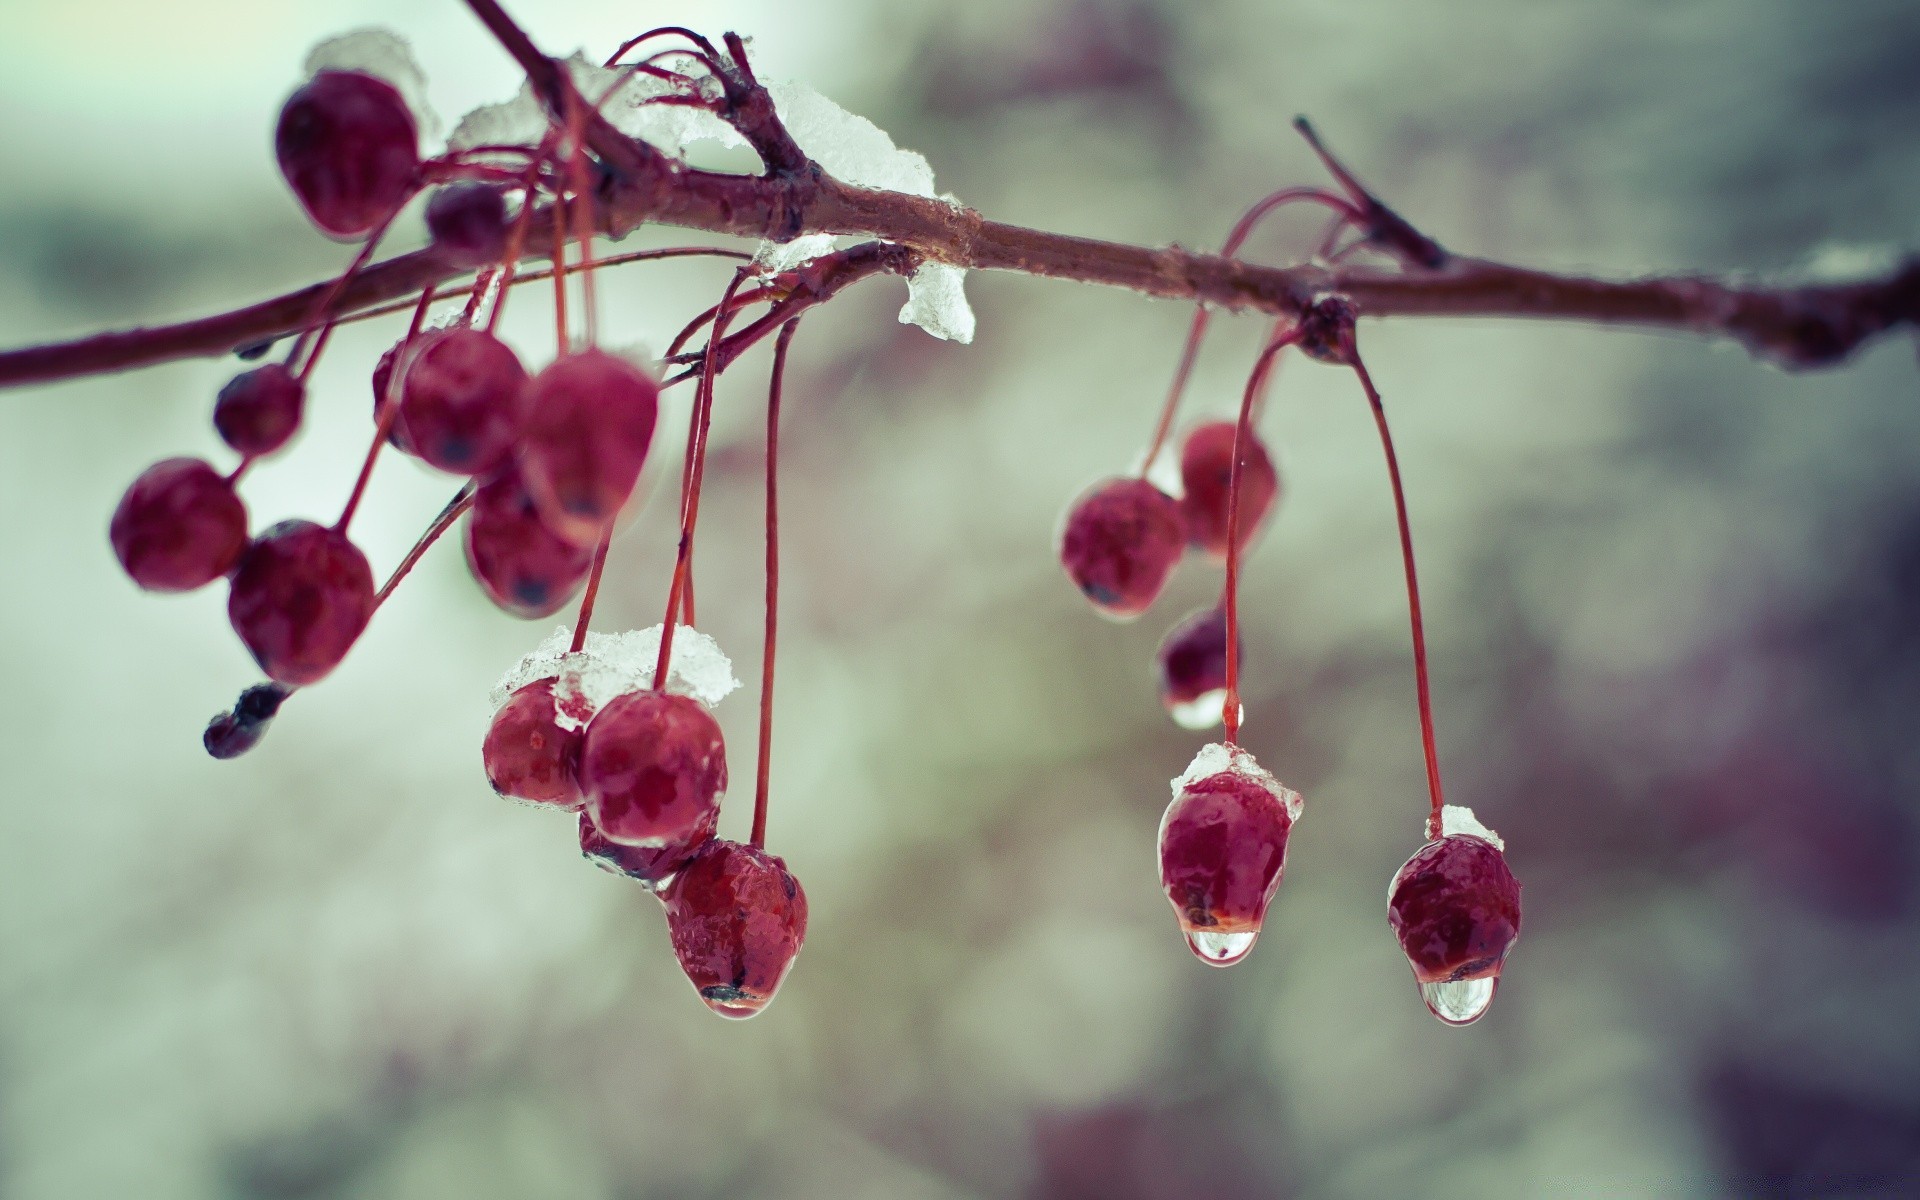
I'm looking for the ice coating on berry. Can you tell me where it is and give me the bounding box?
[425,183,510,268]
[396,326,528,475]
[578,691,727,848]
[1058,477,1186,620]
[518,349,661,547]
[578,809,717,892]
[1387,829,1522,1025]
[1159,744,1301,967]
[663,840,808,1019]
[275,69,419,240]
[109,458,248,592]
[1439,803,1505,850]
[1156,606,1241,731]
[303,28,438,139]
[227,520,375,686]
[489,624,739,729]
[463,468,594,619]
[482,680,582,809]
[213,364,306,457]
[1178,420,1279,558]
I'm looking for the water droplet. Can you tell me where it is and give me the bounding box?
[1420,976,1496,1025]
[1168,690,1229,731]
[1184,928,1257,967]
[699,985,768,1020]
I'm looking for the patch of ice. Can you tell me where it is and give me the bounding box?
[1439,804,1504,850]
[753,233,839,277]
[899,261,975,344]
[305,28,441,142]
[490,624,739,730]
[1172,743,1302,820]
[1798,242,1903,283]
[449,52,746,158]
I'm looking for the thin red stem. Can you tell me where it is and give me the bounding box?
[290,201,409,381]
[569,534,613,654]
[752,318,802,850]
[1139,186,1358,474]
[605,26,722,66]
[373,483,478,608]
[1221,329,1300,745]
[1348,350,1447,839]
[653,269,749,689]
[563,82,600,342]
[337,286,436,533]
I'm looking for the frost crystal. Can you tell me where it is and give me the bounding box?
[756,80,975,344]
[304,28,440,141]
[1172,743,1303,821]
[490,624,739,731]
[1438,804,1504,850]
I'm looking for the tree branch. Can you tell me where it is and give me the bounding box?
[2,4,1915,391]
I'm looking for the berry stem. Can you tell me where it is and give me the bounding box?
[562,82,601,344]
[654,268,749,689]
[1139,186,1358,476]
[373,482,478,608]
[1348,349,1447,839]
[569,533,613,654]
[290,202,408,382]
[1221,328,1300,746]
[337,285,438,533]
[752,318,802,850]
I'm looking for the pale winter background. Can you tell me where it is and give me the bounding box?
[2,0,1919,1197]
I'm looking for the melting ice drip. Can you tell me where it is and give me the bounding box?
[1185,929,1258,967]
[1421,976,1497,1025]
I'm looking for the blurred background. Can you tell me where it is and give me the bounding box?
[3,0,1919,1196]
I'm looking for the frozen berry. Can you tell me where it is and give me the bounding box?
[1156,605,1241,730]
[1178,421,1278,558]
[203,682,292,760]
[1158,745,1301,967]
[578,691,727,848]
[109,457,248,592]
[663,839,808,1018]
[396,326,528,475]
[578,809,717,891]
[463,467,595,618]
[227,519,375,686]
[482,679,582,808]
[518,349,661,547]
[1058,477,1186,620]
[213,363,306,457]
[275,69,419,239]
[371,335,420,454]
[1387,824,1521,1025]
[426,183,510,267]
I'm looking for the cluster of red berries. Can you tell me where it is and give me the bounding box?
[109,55,809,1018]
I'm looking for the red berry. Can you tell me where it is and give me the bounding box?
[1387,833,1521,1025]
[396,326,528,476]
[213,363,306,457]
[518,350,661,547]
[109,457,248,592]
[227,520,375,686]
[578,809,717,891]
[463,467,595,618]
[1178,421,1278,558]
[579,691,727,848]
[203,682,291,760]
[371,335,420,454]
[1155,605,1241,730]
[482,679,583,808]
[662,839,808,1018]
[1158,747,1301,966]
[426,183,510,267]
[1058,477,1186,619]
[275,70,419,240]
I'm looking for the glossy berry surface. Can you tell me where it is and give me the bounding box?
[396,326,528,475]
[109,458,248,592]
[371,336,419,453]
[227,519,375,686]
[213,363,306,457]
[1387,834,1521,1024]
[1159,753,1300,967]
[579,691,728,847]
[663,839,808,1018]
[482,679,582,808]
[578,809,717,891]
[1058,477,1186,620]
[1156,605,1241,730]
[425,183,510,267]
[518,349,661,546]
[463,467,595,618]
[1178,420,1278,558]
[275,70,419,239]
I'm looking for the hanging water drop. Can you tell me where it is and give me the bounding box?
[1420,976,1496,1025]
[1184,928,1257,967]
